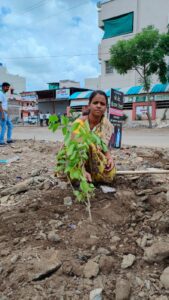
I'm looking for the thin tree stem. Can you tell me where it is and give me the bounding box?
[86,195,92,222]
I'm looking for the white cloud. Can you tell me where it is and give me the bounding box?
[0,0,102,91]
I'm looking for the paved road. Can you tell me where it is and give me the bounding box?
[12,125,169,148]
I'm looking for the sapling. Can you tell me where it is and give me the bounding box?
[49,114,108,221]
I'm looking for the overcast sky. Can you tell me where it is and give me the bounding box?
[0,0,102,91]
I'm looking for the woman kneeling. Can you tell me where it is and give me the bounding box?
[73,90,116,184]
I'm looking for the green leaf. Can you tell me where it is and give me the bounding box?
[56,165,65,172]
[72,169,82,179]
[61,115,69,126]
[62,126,68,136]
[49,115,59,123]
[67,144,75,156]
[101,142,108,153]
[49,122,59,132]
[69,152,77,161]
[71,122,81,132]
[64,132,71,145]
[80,180,90,193]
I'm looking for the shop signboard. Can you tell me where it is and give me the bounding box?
[135,105,152,120]
[109,88,124,148]
[56,89,70,100]
[21,92,38,102]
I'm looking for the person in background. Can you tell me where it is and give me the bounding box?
[0,82,14,146]
[45,112,51,126]
[39,111,44,127]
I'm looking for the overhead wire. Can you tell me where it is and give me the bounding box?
[33,0,91,25]
[14,0,49,15]
[0,52,110,60]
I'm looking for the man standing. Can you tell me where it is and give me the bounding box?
[45,112,51,126]
[39,111,44,127]
[0,82,13,146]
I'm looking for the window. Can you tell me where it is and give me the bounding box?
[105,61,113,74]
[167,64,169,82]
[103,12,134,39]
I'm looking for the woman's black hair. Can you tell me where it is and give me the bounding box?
[89,90,108,106]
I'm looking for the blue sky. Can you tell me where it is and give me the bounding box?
[0,0,102,91]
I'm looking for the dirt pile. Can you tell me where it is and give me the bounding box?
[0,140,169,300]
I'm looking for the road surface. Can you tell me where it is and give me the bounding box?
[12,125,169,148]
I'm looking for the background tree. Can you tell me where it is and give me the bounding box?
[109,26,169,128]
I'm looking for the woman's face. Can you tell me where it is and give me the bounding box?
[89,94,107,118]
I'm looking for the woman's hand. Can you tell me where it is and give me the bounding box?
[105,152,115,172]
[85,171,92,182]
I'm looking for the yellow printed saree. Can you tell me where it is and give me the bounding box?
[74,116,116,183]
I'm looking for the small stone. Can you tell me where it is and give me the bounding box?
[43,180,52,190]
[0,249,10,257]
[90,288,103,300]
[110,236,121,244]
[136,189,152,196]
[64,196,73,206]
[115,279,131,300]
[0,182,4,189]
[11,254,19,264]
[99,255,114,274]
[57,181,68,190]
[49,220,63,229]
[0,195,10,202]
[100,185,116,193]
[160,267,169,289]
[138,292,145,298]
[31,169,41,177]
[135,276,144,287]
[150,211,163,221]
[48,231,61,243]
[83,260,99,278]
[20,237,27,243]
[0,296,9,300]
[97,247,110,255]
[121,254,135,269]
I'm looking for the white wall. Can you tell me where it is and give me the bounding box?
[85,77,101,90]
[59,80,80,88]
[0,65,26,93]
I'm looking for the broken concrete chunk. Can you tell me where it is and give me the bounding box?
[121,254,136,269]
[90,288,103,300]
[1,178,34,196]
[100,185,116,193]
[48,231,61,243]
[64,196,73,206]
[160,267,169,289]
[144,241,169,262]
[115,279,131,300]
[83,260,99,278]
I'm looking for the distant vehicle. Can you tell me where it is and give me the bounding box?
[28,116,38,124]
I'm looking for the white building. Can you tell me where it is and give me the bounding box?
[85,0,169,90]
[0,63,26,93]
[59,80,80,88]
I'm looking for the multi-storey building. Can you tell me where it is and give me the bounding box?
[85,0,169,90]
[0,63,26,93]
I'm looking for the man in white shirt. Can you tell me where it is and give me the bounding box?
[0,82,13,146]
[45,112,51,126]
